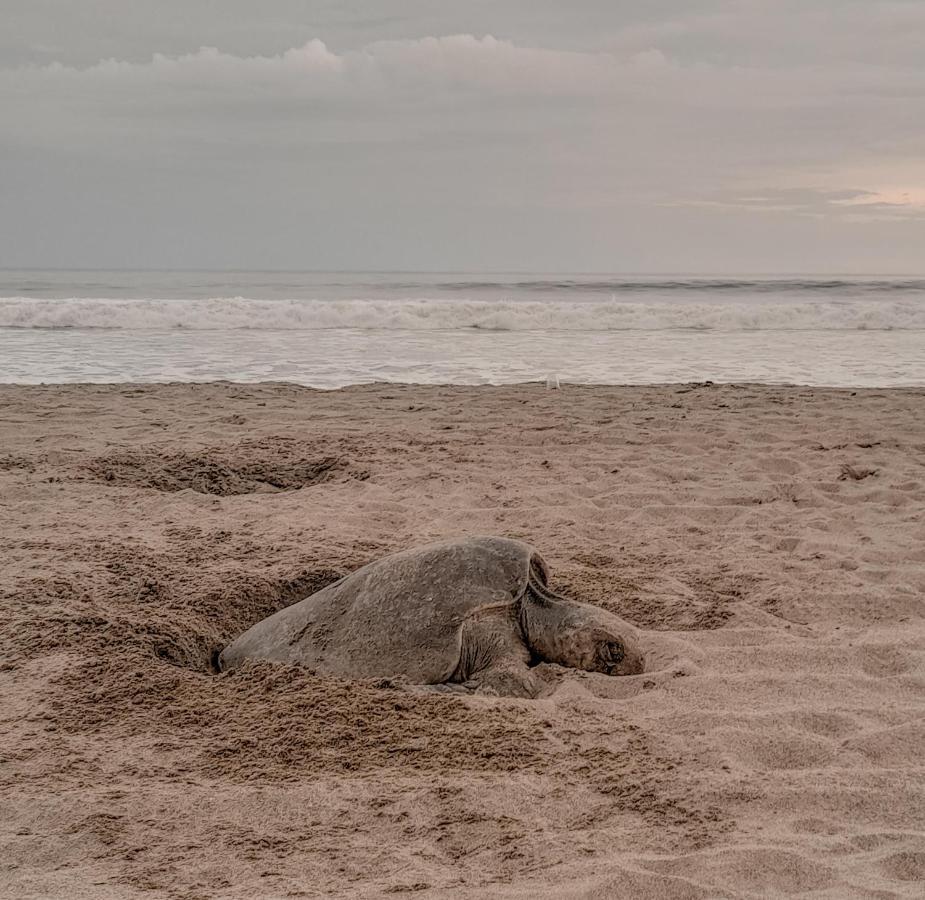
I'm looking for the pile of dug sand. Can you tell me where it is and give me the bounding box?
[1,382,923,898]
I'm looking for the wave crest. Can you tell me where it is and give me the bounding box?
[1,296,923,332]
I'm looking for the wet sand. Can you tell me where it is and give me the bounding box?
[1,382,924,898]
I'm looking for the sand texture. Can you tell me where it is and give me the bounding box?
[1,382,924,899]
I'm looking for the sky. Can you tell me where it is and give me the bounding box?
[2,1,924,272]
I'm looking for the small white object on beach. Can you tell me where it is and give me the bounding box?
[546,373,561,390]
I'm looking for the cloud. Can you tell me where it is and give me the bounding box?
[667,187,925,223]
[1,36,647,158]
[5,27,922,125]
[832,189,925,210]
[5,35,622,100]
[1,12,923,270]
[3,31,922,210]
[5,32,921,161]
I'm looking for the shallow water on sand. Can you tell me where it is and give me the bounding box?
[2,325,922,387]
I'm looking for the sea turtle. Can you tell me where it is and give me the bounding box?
[218,536,644,697]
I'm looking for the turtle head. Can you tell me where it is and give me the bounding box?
[571,620,646,676]
[524,596,645,676]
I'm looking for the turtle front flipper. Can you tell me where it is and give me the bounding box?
[409,682,473,695]
[448,604,539,698]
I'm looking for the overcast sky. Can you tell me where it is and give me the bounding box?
[2,1,923,272]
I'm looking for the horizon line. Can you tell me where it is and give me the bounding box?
[3,267,925,278]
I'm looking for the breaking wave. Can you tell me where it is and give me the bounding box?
[374,278,925,294]
[1,296,924,332]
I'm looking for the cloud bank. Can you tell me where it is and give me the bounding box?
[1,4,923,270]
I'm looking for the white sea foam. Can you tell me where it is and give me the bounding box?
[1,296,923,332]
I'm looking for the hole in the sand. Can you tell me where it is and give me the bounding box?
[149,567,347,674]
[5,562,351,672]
[80,439,368,495]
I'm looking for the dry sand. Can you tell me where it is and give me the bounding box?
[1,381,924,899]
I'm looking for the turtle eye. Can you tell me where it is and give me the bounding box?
[606,641,625,664]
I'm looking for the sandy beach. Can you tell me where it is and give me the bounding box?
[1,381,923,899]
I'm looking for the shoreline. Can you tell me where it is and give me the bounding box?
[2,381,923,898]
[4,378,925,388]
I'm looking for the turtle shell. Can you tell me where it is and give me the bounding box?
[219,536,547,683]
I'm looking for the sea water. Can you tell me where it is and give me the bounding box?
[1,271,923,387]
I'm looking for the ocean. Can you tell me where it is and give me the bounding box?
[1,270,923,387]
